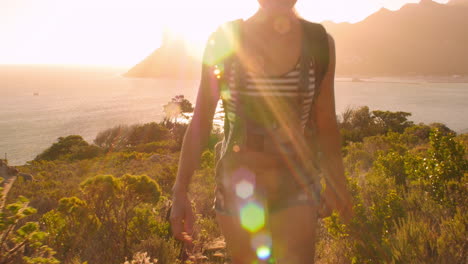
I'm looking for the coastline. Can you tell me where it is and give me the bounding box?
[335,74,468,84]
[336,75,468,84]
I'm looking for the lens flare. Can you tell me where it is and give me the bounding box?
[251,232,272,249]
[227,112,237,121]
[256,246,272,260]
[220,89,231,100]
[232,167,256,187]
[202,26,237,66]
[235,180,254,199]
[240,202,265,233]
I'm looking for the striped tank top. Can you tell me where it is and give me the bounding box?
[223,60,316,129]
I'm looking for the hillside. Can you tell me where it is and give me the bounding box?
[125,0,468,78]
[448,0,468,6]
[124,34,200,79]
[324,0,468,76]
[4,106,467,263]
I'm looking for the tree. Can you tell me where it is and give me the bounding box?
[339,106,382,145]
[162,95,194,124]
[372,110,413,134]
[35,135,102,161]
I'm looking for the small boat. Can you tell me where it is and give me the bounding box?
[33,92,39,96]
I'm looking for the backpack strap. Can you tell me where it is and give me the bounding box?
[299,20,330,169]
[296,19,330,132]
[212,20,246,151]
[214,19,330,154]
[300,19,330,101]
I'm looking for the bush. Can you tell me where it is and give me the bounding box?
[43,174,162,263]
[388,214,436,264]
[404,128,467,204]
[127,122,171,147]
[0,193,59,264]
[130,236,181,264]
[131,140,179,154]
[35,135,103,161]
[94,124,132,150]
[436,209,467,263]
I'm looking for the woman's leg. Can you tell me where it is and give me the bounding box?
[269,204,318,264]
[215,212,257,264]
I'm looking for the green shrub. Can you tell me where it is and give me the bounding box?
[132,140,179,154]
[35,135,103,161]
[0,193,59,264]
[436,209,467,263]
[389,214,436,264]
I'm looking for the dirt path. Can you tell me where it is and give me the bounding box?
[1,176,17,209]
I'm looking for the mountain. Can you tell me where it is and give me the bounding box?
[323,0,468,76]
[124,33,200,79]
[125,0,468,78]
[448,0,468,7]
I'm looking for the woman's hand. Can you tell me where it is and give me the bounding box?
[338,189,354,224]
[169,191,196,245]
[312,33,354,225]
[319,183,354,224]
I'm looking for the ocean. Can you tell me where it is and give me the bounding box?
[1,65,467,166]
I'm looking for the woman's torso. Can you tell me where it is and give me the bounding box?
[224,58,316,134]
[216,17,321,170]
[240,18,303,77]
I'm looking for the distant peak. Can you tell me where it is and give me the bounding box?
[448,0,468,6]
[377,7,391,13]
[419,0,434,4]
[400,0,441,10]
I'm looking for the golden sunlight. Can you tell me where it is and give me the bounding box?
[0,0,449,66]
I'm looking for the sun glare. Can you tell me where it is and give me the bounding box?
[0,0,450,66]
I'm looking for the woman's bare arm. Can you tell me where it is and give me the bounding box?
[169,37,221,241]
[314,34,353,221]
[172,50,220,194]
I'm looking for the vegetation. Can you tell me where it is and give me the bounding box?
[35,135,103,162]
[3,101,467,263]
[162,95,194,124]
[0,186,59,264]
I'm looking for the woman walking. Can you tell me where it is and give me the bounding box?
[170,0,353,263]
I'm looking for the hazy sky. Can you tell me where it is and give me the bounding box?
[0,0,449,66]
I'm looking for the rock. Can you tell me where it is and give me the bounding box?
[1,160,36,182]
[0,159,18,179]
